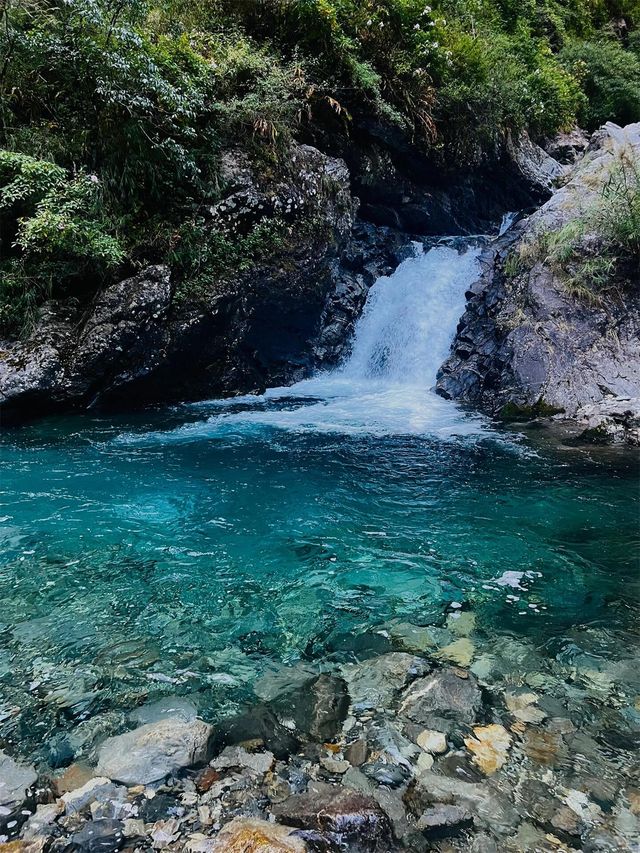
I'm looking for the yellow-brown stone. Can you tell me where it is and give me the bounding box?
[209,817,308,852]
[464,723,512,774]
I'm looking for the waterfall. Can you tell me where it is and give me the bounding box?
[117,242,491,442]
[340,244,480,386]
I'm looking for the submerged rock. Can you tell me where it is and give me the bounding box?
[273,783,392,850]
[342,652,430,711]
[208,817,308,852]
[398,667,482,732]
[271,673,349,742]
[95,718,212,784]
[464,724,512,775]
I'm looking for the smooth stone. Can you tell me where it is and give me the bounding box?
[53,763,95,796]
[130,696,198,726]
[319,755,350,774]
[446,611,476,638]
[211,745,274,775]
[362,758,411,788]
[96,718,212,784]
[342,652,430,711]
[388,622,454,654]
[416,729,448,754]
[62,778,126,816]
[416,803,473,835]
[415,752,434,772]
[0,751,37,811]
[209,705,300,760]
[208,817,307,852]
[399,667,482,733]
[464,724,512,775]
[437,638,475,667]
[344,738,368,767]
[273,782,392,846]
[69,819,124,853]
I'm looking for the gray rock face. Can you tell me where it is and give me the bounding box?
[0,266,171,421]
[0,749,37,810]
[398,668,482,733]
[0,144,359,423]
[507,130,567,194]
[438,122,640,442]
[95,718,212,784]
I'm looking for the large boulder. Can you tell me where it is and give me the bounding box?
[95,718,212,785]
[438,122,640,442]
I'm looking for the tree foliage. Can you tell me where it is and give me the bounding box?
[0,0,638,332]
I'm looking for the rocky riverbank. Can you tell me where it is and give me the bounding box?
[2,603,639,853]
[438,122,640,445]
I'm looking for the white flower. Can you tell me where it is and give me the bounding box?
[414,23,420,29]
[88,174,99,183]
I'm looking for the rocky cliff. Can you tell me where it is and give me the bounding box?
[0,130,542,424]
[437,122,640,444]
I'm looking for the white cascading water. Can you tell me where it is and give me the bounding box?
[118,243,491,442]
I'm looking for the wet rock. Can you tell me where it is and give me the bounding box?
[208,817,308,852]
[521,728,565,766]
[137,793,183,823]
[95,718,213,784]
[398,668,482,733]
[130,696,198,726]
[405,770,518,834]
[415,804,473,837]
[149,818,181,849]
[343,653,430,711]
[62,778,125,816]
[273,783,392,849]
[53,764,95,796]
[464,724,512,775]
[445,612,476,638]
[504,688,547,724]
[319,755,350,775]
[416,730,448,755]
[436,638,475,667]
[211,705,300,760]
[68,819,124,853]
[387,622,452,655]
[345,738,368,767]
[20,803,63,840]
[0,751,37,811]
[211,745,274,775]
[271,674,349,742]
[362,759,411,788]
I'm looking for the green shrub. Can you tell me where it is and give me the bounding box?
[561,39,640,129]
